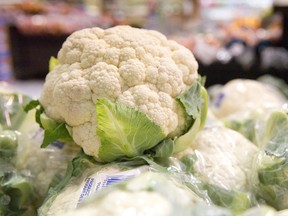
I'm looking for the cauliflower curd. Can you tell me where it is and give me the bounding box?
[39,25,201,161]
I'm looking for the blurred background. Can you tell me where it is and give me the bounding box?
[0,0,287,88]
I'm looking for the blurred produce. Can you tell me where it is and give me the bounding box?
[0,0,286,84]
[169,8,288,85]
[10,1,113,35]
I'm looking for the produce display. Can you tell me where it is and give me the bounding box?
[6,1,114,35]
[1,25,288,216]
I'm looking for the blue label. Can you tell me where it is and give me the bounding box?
[104,174,134,187]
[214,92,225,108]
[78,177,95,203]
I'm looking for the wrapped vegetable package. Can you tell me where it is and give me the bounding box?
[209,79,287,146]
[176,126,259,192]
[38,152,152,216]
[56,171,232,216]
[250,111,288,210]
[209,79,286,120]
[0,83,80,215]
[172,126,259,214]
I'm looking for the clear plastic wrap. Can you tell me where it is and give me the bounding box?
[208,78,288,149]
[38,153,154,216]
[57,171,232,216]
[0,82,80,215]
[240,205,278,216]
[206,79,288,212]
[15,129,80,203]
[250,110,288,211]
[0,127,36,216]
[209,79,287,121]
[171,125,259,214]
[175,126,259,192]
[0,82,32,130]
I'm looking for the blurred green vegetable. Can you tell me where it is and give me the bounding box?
[49,56,59,72]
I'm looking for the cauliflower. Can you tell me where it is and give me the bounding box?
[170,126,258,213]
[38,25,207,162]
[208,79,287,147]
[209,79,286,120]
[176,126,259,191]
[38,155,151,216]
[58,172,204,216]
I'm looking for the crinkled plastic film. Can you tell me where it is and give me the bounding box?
[250,110,288,211]
[0,82,81,215]
[56,171,232,216]
[208,79,287,121]
[38,159,153,216]
[175,126,258,191]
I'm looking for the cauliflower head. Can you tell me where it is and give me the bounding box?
[210,79,286,120]
[176,126,259,191]
[58,172,203,216]
[39,25,201,162]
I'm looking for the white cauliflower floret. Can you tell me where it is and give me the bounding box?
[88,62,123,100]
[118,59,146,87]
[40,26,199,160]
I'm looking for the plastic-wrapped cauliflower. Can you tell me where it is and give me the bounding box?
[171,126,259,214]
[15,129,80,202]
[209,79,286,120]
[176,126,259,191]
[0,83,80,215]
[208,79,287,145]
[57,172,229,216]
[29,25,208,162]
[38,152,152,216]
